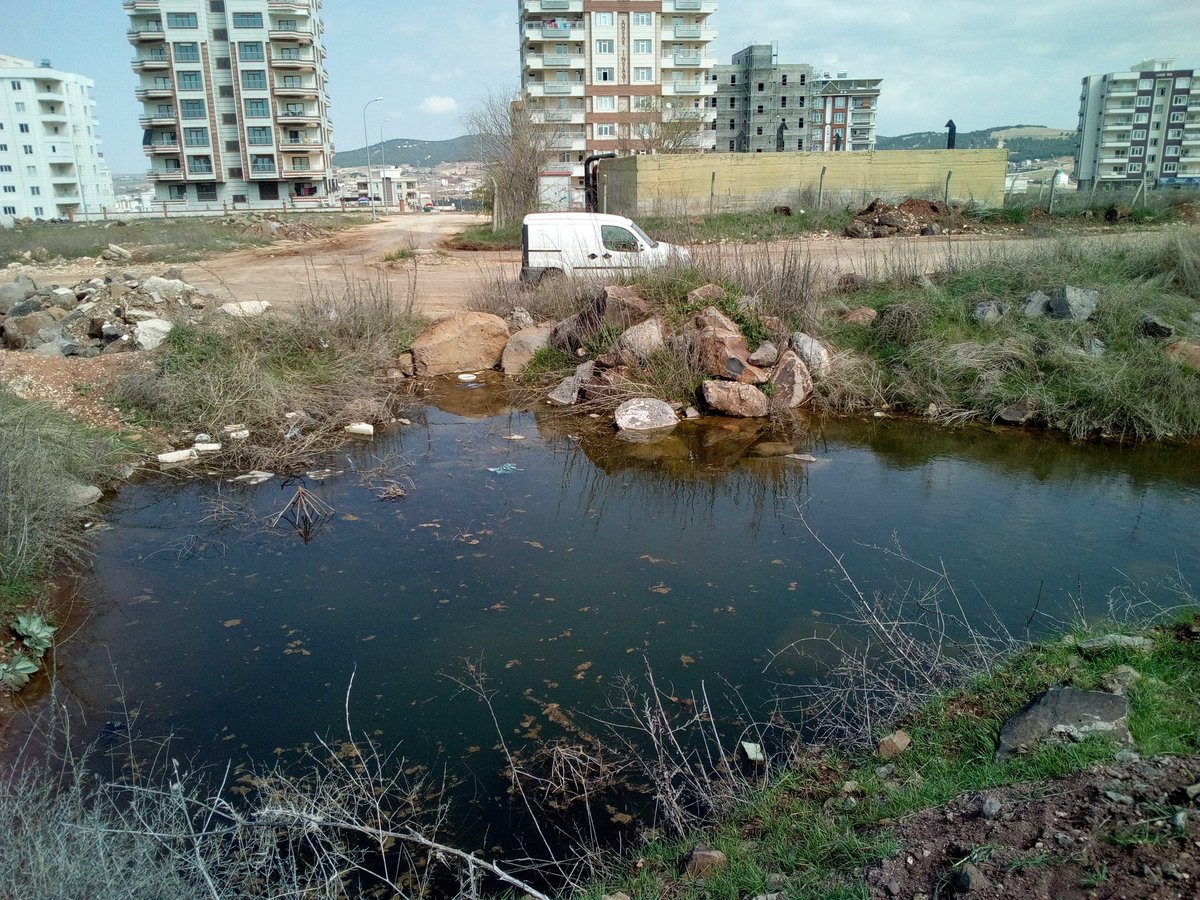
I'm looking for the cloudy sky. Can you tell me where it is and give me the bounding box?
[5,0,1197,174]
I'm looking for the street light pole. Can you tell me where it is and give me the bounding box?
[380,118,389,215]
[362,96,383,221]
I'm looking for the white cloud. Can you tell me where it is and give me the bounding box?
[418,96,459,115]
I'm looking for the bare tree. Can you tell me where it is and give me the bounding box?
[464,92,565,228]
[620,96,712,155]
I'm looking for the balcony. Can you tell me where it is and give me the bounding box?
[139,110,176,126]
[673,0,717,9]
[663,50,703,67]
[122,0,160,10]
[268,1,313,12]
[144,139,180,154]
[1102,118,1133,128]
[270,53,317,70]
[127,24,165,44]
[535,24,584,40]
[276,107,321,123]
[131,52,171,72]
[536,0,572,8]
[527,53,585,70]
[273,83,319,97]
[149,168,184,181]
[538,109,584,124]
[38,106,69,123]
[280,139,323,151]
[135,86,174,101]
[282,164,320,178]
[269,26,314,41]
[664,80,705,95]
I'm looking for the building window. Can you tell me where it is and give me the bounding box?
[0,166,10,173]
[729,97,735,108]
[250,154,275,173]
[188,155,213,174]
[1168,128,1183,140]
[1153,104,1164,114]
[244,98,269,117]
[728,140,735,150]
[797,139,804,150]
[756,105,763,114]
[167,184,187,200]
[833,112,846,124]
[232,12,263,28]
[219,85,234,98]
[1176,77,1192,88]
[184,127,209,147]
[1164,161,1178,173]
[211,0,225,10]
[781,96,787,107]
[174,42,200,62]
[1130,146,1144,157]
[241,70,267,90]
[593,95,615,111]
[593,12,614,26]
[30,186,40,196]
[8,81,21,91]
[22,145,33,154]
[756,126,763,136]
[633,40,652,54]
[1127,162,1142,173]
[1172,95,1187,106]
[213,27,228,40]
[595,68,614,83]
[195,183,218,201]
[33,207,43,216]
[18,124,29,134]
[2,207,15,215]
[634,67,652,82]
[1136,96,1151,107]
[2,186,15,193]
[247,126,272,145]
[632,12,652,26]
[238,41,265,61]
[596,123,615,137]
[757,82,764,92]
[1170,112,1185,123]
[1166,145,1180,157]
[177,71,202,90]
[595,40,613,54]
[728,118,735,129]
[181,99,206,118]
[216,57,231,70]
[0,145,7,152]
[1137,79,1152,90]
[166,12,198,28]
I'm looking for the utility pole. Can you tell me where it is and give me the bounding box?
[362,97,383,221]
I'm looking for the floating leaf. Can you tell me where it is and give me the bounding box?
[223,619,242,628]
[680,654,696,667]
[524,541,544,549]
[488,602,509,612]
[650,583,671,595]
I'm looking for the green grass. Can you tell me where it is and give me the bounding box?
[443,222,522,251]
[382,247,417,263]
[817,231,1200,440]
[640,207,855,245]
[584,603,1200,900]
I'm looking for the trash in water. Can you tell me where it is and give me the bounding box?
[486,463,519,475]
[457,373,477,382]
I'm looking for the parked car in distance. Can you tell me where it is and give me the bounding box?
[519,212,689,283]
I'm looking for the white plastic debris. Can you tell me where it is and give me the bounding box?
[344,422,374,437]
[193,442,223,453]
[157,448,199,465]
[230,470,274,485]
[457,373,477,382]
[740,741,766,765]
[222,423,247,434]
[228,429,250,441]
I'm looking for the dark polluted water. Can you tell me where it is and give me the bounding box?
[28,379,1200,855]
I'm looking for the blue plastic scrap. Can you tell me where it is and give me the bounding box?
[486,463,519,475]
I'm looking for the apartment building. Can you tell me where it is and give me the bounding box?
[518,0,719,207]
[714,45,881,154]
[1075,59,1199,190]
[125,0,334,209]
[0,55,115,227]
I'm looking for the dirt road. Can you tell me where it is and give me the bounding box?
[181,212,1053,318]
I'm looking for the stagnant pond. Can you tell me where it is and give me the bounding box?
[33,378,1200,853]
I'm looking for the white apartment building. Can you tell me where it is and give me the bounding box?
[518,0,719,208]
[125,0,334,210]
[0,55,115,227]
[1075,58,1199,191]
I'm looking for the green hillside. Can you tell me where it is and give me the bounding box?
[332,135,478,169]
[877,125,1078,160]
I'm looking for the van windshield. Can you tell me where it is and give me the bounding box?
[627,222,658,249]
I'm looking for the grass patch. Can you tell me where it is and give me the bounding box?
[112,276,426,470]
[640,206,855,245]
[587,595,1200,900]
[382,247,417,263]
[443,222,521,251]
[816,230,1200,439]
[0,214,366,264]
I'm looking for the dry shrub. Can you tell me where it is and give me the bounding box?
[468,272,590,325]
[871,299,935,348]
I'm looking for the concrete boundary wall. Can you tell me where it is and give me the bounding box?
[597,149,1008,217]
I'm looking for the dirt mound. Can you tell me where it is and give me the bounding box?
[845,197,974,239]
[865,753,1200,899]
[238,215,331,242]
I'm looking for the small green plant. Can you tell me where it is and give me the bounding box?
[584,322,623,357]
[13,613,57,657]
[382,247,416,263]
[0,654,39,693]
[1079,862,1109,887]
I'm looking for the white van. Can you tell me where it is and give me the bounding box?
[519,212,689,283]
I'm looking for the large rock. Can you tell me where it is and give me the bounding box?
[971,300,1007,325]
[682,844,727,880]
[218,300,272,318]
[1047,285,1098,321]
[995,686,1131,762]
[614,397,677,436]
[548,361,595,405]
[694,305,739,332]
[135,318,174,351]
[410,311,509,376]
[693,307,767,384]
[3,310,57,349]
[616,317,665,361]
[1022,290,1051,318]
[701,380,770,417]
[748,341,779,367]
[599,285,650,328]
[687,284,727,307]
[789,332,832,377]
[141,276,190,304]
[504,306,535,332]
[769,350,814,408]
[550,305,603,355]
[501,323,553,375]
[0,281,32,314]
[1165,338,1200,371]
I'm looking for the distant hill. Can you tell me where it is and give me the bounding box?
[333,135,478,169]
[877,125,1078,160]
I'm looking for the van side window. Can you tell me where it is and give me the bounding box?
[601,225,639,252]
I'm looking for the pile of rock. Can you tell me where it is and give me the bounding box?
[406,284,833,437]
[0,269,207,357]
[237,213,330,242]
[845,197,970,239]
